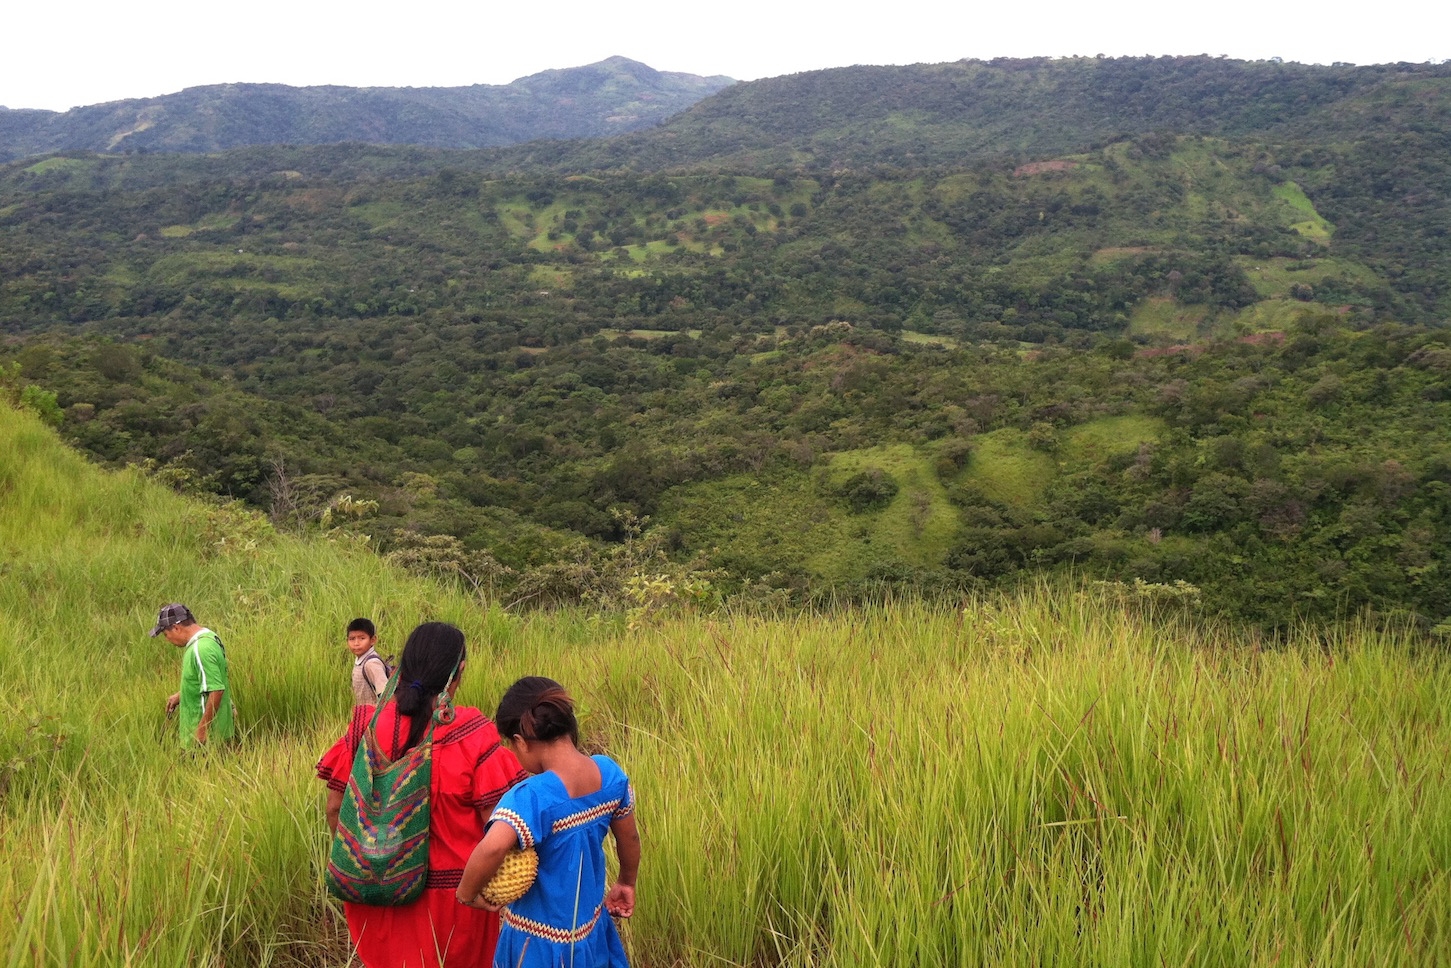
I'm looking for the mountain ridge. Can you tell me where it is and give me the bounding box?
[486,56,1451,172]
[0,56,734,160]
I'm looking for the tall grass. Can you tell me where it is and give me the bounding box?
[2,405,1449,966]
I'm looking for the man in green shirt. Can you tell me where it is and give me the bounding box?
[151,603,236,749]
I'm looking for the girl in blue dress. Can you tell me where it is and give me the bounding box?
[458,677,641,968]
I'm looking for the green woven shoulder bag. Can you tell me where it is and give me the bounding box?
[324,661,458,905]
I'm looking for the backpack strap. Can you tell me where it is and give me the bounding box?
[363,653,389,701]
[364,649,462,764]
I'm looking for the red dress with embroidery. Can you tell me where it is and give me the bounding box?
[317,703,526,968]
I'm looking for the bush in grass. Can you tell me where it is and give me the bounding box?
[836,468,899,512]
[18,386,62,427]
[934,438,975,479]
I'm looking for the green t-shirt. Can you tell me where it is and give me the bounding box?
[179,629,236,749]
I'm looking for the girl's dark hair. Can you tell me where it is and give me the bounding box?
[495,676,578,746]
[393,622,466,751]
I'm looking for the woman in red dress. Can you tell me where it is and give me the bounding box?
[317,622,525,968]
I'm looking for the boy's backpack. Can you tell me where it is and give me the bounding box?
[324,661,457,906]
[362,652,394,702]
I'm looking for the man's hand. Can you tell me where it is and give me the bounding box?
[195,723,208,745]
[166,693,181,715]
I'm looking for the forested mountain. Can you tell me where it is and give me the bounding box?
[495,56,1451,170]
[4,55,1451,630]
[0,57,734,161]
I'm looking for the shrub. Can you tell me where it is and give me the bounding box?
[837,468,899,513]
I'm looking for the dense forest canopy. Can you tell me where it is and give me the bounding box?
[3,55,1451,630]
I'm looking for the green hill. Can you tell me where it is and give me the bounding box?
[0,57,734,161]
[3,401,1450,964]
[496,56,1451,171]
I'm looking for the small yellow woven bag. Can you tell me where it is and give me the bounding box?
[480,848,539,906]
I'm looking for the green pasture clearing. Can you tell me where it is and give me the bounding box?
[679,236,720,254]
[829,294,870,319]
[723,175,777,193]
[618,239,681,261]
[144,213,242,242]
[598,329,702,341]
[660,471,844,578]
[1060,415,1163,464]
[996,247,1090,286]
[900,330,960,349]
[528,266,572,289]
[809,443,959,577]
[1090,246,1168,265]
[1127,296,1211,340]
[102,265,139,286]
[1184,190,1211,219]
[928,171,979,203]
[3,404,1451,965]
[878,110,932,132]
[197,213,240,233]
[902,208,956,246]
[22,157,92,175]
[960,428,1056,509]
[522,200,576,251]
[1235,256,1379,299]
[348,199,408,230]
[1272,181,1334,241]
[422,206,498,244]
[1167,140,1238,180]
[495,203,539,241]
[146,251,321,278]
[143,251,324,300]
[662,444,954,582]
[1231,298,1326,333]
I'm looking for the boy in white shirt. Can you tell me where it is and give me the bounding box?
[346,618,391,706]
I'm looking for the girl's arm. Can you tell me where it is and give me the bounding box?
[325,788,343,833]
[605,812,640,918]
[456,821,519,909]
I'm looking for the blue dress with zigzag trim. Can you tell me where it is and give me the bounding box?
[489,755,634,968]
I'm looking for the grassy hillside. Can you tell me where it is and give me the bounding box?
[3,402,1450,965]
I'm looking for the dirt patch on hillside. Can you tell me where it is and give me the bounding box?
[1136,344,1203,359]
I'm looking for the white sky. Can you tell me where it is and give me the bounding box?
[3,0,1447,111]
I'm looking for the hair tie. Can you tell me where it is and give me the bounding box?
[410,680,423,690]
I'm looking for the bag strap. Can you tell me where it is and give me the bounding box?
[362,653,389,701]
[363,649,463,763]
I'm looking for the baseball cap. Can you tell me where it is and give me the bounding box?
[150,603,195,636]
